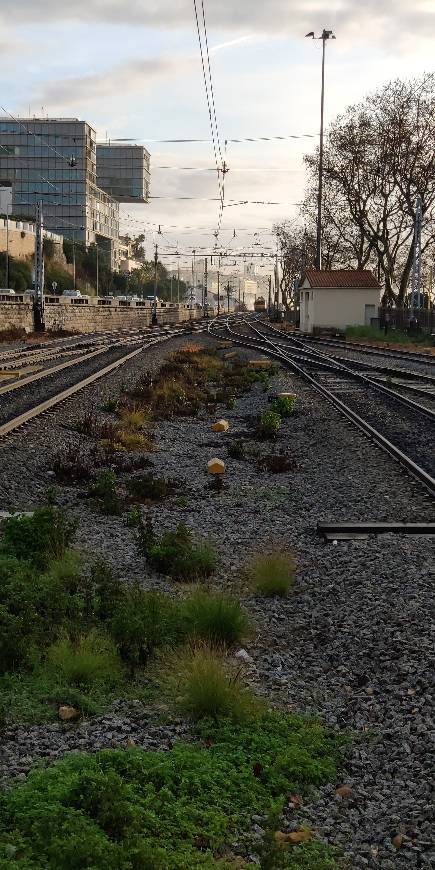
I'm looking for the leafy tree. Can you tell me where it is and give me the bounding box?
[0,252,32,291]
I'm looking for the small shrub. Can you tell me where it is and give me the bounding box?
[89,470,122,515]
[127,473,179,502]
[175,495,189,508]
[258,452,296,474]
[259,410,281,439]
[248,551,295,597]
[226,397,236,410]
[52,443,107,483]
[270,395,297,417]
[75,411,99,436]
[124,506,142,527]
[181,589,249,647]
[173,645,260,721]
[109,589,181,672]
[102,397,118,413]
[115,431,154,452]
[139,521,217,581]
[47,630,122,688]
[0,506,76,570]
[118,407,148,431]
[227,439,246,460]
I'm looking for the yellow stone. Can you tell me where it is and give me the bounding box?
[276,392,297,399]
[223,351,237,359]
[208,458,225,475]
[212,419,229,432]
[274,830,312,847]
[249,359,273,369]
[58,705,80,722]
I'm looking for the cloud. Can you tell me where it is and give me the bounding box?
[33,55,196,109]
[211,36,255,53]
[1,0,435,47]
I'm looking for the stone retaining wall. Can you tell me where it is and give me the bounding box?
[0,298,200,335]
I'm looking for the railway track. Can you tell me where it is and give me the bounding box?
[210,316,435,498]
[0,323,206,440]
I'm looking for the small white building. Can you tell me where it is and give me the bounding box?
[299,269,381,334]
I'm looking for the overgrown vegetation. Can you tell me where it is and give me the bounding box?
[138,519,217,580]
[0,709,340,868]
[346,324,433,346]
[180,589,249,647]
[88,470,123,515]
[259,409,281,439]
[270,394,297,417]
[247,551,296,597]
[126,473,179,503]
[173,646,261,722]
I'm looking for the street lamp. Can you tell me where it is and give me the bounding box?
[305,28,336,271]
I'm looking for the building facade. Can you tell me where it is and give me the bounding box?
[96,144,150,203]
[0,119,150,271]
[299,269,381,333]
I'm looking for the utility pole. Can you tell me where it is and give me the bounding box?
[217,270,220,315]
[170,273,173,303]
[306,29,336,271]
[238,277,241,310]
[226,282,231,313]
[268,275,272,316]
[177,262,180,303]
[152,243,158,325]
[33,200,45,331]
[411,194,422,311]
[96,244,99,298]
[72,232,76,290]
[5,202,10,288]
[204,257,208,317]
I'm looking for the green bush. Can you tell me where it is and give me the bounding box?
[89,470,122,515]
[47,630,122,688]
[173,646,261,722]
[270,395,297,417]
[181,589,249,647]
[0,710,340,869]
[127,474,178,502]
[139,521,217,581]
[109,589,181,671]
[0,554,78,673]
[227,439,246,460]
[248,551,295,597]
[259,410,281,439]
[0,506,76,570]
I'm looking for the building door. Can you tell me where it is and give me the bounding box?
[364,304,376,326]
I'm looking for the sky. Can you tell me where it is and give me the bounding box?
[0,0,434,277]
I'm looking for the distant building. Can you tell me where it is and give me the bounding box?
[299,269,381,333]
[96,144,150,203]
[0,119,151,271]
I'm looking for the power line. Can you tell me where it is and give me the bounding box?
[98,134,317,143]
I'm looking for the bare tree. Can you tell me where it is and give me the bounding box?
[303,74,435,305]
[273,222,316,309]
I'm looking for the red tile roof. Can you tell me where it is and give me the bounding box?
[302,269,380,289]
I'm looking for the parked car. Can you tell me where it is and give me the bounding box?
[63,289,82,298]
[0,288,15,295]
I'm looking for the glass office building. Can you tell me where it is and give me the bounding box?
[96,144,150,203]
[0,118,120,265]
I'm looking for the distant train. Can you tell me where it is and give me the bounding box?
[254,296,266,313]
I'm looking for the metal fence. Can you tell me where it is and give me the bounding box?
[378,307,435,334]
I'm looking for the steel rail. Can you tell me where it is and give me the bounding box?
[0,347,109,396]
[294,332,435,366]
[249,320,435,422]
[213,318,435,498]
[0,345,149,438]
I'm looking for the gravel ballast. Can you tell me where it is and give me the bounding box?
[0,331,433,868]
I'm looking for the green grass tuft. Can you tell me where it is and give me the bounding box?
[248,551,295,597]
[181,589,249,647]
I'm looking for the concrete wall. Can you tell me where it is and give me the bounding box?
[299,282,380,333]
[0,296,201,335]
